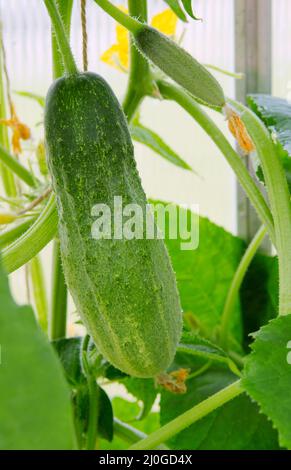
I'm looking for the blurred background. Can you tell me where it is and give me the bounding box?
[0,0,290,311]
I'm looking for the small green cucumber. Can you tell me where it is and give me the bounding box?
[45,72,182,378]
[134,25,226,109]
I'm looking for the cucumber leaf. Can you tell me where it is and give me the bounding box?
[177,330,239,374]
[53,337,114,443]
[130,122,193,172]
[163,0,187,21]
[163,0,200,21]
[122,377,157,420]
[0,262,76,450]
[161,359,278,450]
[241,253,278,346]
[247,95,291,189]
[243,316,291,449]
[248,94,291,157]
[181,0,200,20]
[160,361,279,449]
[154,203,245,345]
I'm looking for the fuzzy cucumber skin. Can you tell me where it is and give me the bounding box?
[45,72,182,378]
[135,26,225,109]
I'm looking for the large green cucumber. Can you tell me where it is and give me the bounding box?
[45,72,182,378]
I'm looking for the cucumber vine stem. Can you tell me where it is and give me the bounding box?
[82,336,99,450]
[156,80,275,244]
[122,0,152,121]
[2,193,58,273]
[49,0,72,341]
[51,0,74,78]
[0,216,36,249]
[220,225,267,350]
[93,0,141,34]
[129,380,243,450]
[232,101,291,316]
[43,0,77,75]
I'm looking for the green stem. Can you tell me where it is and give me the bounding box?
[129,380,243,450]
[2,194,58,274]
[93,0,141,34]
[114,418,169,450]
[0,216,36,249]
[231,100,291,315]
[0,144,39,188]
[122,0,152,121]
[220,225,267,349]
[157,80,275,245]
[86,378,99,450]
[81,336,99,450]
[51,0,74,77]
[50,239,68,339]
[0,41,16,197]
[49,0,71,342]
[29,255,48,333]
[43,0,77,75]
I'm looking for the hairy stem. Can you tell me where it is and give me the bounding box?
[122,0,152,121]
[233,101,291,316]
[220,225,267,349]
[93,0,141,33]
[2,194,58,273]
[129,380,243,450]
[0,216,36,249]
[51,0,74,77]
[157,80,275,244]
[44,0,77,75]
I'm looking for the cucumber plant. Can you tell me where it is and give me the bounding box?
[0,0,291,451]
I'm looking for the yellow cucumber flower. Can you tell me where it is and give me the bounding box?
[101,8,178,71]
[0,103,31,155]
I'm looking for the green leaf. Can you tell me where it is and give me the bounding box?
[53,337,85,386]
[181,0,200,20]
[98,387,114,442]
[243,316,291,449]
[178,330,238,373]
[15,91,45,108]
[130,123,193,172]
[161,362,279,449]
[154,202,245,344]
[163,0,187,22]
[122,377,157,420]
[54,337,114,444]
[241,254,278,346]
[248,95,291,157]
[247,95,291,189]
[0,262,76,450]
